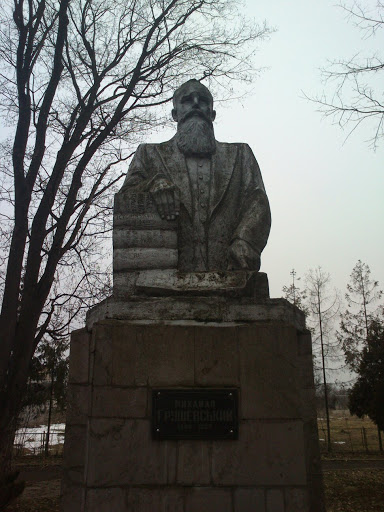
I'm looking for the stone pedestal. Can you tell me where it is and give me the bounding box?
[61,297,324,512]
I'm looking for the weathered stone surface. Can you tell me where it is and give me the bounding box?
[114,229,177,249]
[126,488,184,511]
[194,326,239,386]
[62,425,86,468]
[238,325,300,418]
[299,352,316,389]
[63,309,322,512]
[308,470,326,512]
[113,190,157,215]
[303,420,325,512]
[86,419,176,486]
[92,323,137,387]
[60,480,84,512]
[92,387,147,418]
[134,270,269,298]
[86,297,306,331]
[234,488,265,512]
[68,328,90,384]
[300,388,318,420]
[85,488,126,512]
[113,248,178,271]
[113,272,138,296]
[212,421,307,486]
[266,489,284,512]
[285,487,309,512]
[113,213,177,231]
[185,487,232,512]
[177,442,211,484]
[65,467,84,485]
[135,325,194,386]
[297,330,313,356]
[66,385,89,425]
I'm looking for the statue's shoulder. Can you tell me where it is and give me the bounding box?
[134,138,174,156]
[216,141,254,154]
[136,139,174,151]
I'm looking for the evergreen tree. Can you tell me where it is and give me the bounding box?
[338,260,382,372]
[349,317,384,439]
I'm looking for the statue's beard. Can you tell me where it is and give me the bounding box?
[176,111,216,157]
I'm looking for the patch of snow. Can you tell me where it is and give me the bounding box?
[14,423,65,453]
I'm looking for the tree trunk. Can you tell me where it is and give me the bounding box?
[44,369,55,457]
[0,321,38,478]
[0,408,18,476]
[378,426,383,453]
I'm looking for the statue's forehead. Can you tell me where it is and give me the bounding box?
[176,82,212,101]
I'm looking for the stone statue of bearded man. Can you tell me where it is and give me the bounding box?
[121,79,271,273]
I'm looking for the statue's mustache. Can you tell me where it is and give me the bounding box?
[178,109,212,125]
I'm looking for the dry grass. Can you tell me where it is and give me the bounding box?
[7,480,60,512]
[324,469,384,512]
[318,410,382,454]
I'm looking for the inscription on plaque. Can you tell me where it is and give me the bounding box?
[152,389,238,440]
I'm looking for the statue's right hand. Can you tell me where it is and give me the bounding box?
[149,178,180,220]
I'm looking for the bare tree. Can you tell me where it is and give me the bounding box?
[0,0,272,481]
[305,267,340,452]
[310,1,384,149]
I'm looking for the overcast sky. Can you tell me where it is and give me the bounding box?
[156,0,384,301]
[226,0,384,300]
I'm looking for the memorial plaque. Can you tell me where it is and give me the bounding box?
[152,389,238,440]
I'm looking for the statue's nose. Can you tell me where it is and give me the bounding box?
[192,96,200,108]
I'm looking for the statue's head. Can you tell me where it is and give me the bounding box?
[172,79,216,157]
[172,79,216,125]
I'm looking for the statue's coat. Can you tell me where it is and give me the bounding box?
[121,137,271,271]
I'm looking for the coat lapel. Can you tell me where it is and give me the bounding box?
[155,139,237,221]
[209,142,238,219]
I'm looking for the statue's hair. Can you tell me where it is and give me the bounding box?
[173,79,213,107]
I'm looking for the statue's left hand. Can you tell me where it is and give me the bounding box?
[227,239,261,271]
[149,177,180,220]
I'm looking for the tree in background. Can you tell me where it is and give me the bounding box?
[338,260,382,372]
[33,336,69,456]
[282,268,308,315]
[339,260,383,450]
[311,1,384,149]
[305,267,340,452]
[348,316,384,450]
[0,0,272,483]
[22,338,68,418]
